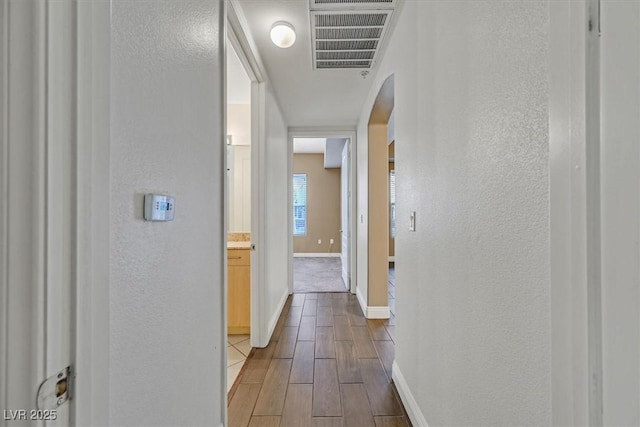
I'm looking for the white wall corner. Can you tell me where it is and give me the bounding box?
[356,285,368,316]
[293,253,341,258]
[355,286,389,319]
[265,288,289,345]
[392,361,429,427]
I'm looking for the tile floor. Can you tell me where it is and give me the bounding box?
[228,334,251,392]
[227,292,409,427]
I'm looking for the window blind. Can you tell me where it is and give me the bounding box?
[293,174,307,235]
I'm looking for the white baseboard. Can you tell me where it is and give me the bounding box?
[388,256,395,262]
[392,361,429,427]
[366,305,390,319]
[355,286,390,319]
[266,288,289,344]
[294,253,341,258]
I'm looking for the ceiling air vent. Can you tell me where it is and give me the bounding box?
[311,10,393,70]
[309,0,396,70]
[310,0,396,10]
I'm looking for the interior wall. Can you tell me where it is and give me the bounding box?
[368,124,390,307]
[357,1,551,424]
[600,1,640,423]
[227,104,251,232]
[356,120,369,305]
[228,104,251,146]
[389,142,395,258]
[293,153,341,254]
[110,1,225,425]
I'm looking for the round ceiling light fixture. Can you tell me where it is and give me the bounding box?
[270,21,296,48]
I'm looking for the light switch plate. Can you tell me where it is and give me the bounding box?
[144,194,175,221]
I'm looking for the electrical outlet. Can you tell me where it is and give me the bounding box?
[330,238,334,244]
[318,239,322,245]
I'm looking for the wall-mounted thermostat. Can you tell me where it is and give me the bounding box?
[144,194,175,221]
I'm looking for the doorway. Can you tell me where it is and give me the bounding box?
[225,40,253,392]
[364,74,394,319]
[289,132,357,295]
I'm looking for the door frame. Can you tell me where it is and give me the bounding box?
[227,0,272,349]
[288,128,358,294]
[1,0,112,424]
[549,0,602,424]
[75,1,112,424]
[340,141,351,290]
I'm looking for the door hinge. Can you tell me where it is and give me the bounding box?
[36,366,73,410]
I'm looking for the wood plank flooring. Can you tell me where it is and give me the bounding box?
[228,292,410,427]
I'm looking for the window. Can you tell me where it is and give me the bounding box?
[293,174,307,235]
[390,169,396,238]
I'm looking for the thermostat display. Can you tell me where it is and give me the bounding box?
[144,194,175,221]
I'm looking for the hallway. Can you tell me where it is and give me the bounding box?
[228,292,407,427]
[294,258,349,293]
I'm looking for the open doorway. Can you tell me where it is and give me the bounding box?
[364,74,394,320]
[225,40,253,392]
[289,133,356,295]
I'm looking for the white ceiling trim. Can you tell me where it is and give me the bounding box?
[227,0,267,83]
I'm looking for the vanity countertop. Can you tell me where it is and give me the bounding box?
[228,241,251,249]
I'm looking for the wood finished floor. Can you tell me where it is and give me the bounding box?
[228,292,409,427]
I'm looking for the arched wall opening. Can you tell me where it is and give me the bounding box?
[367,74,394,309]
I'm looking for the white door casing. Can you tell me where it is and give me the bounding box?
[1,0,86,424]
[600,1,640,423]
[341,141,350,289]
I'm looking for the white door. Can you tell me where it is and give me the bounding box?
[341,142,350,289]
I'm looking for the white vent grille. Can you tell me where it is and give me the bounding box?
[310,0,396,10]
[310,9,393,70]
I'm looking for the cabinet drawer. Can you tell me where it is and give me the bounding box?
[228,249,250,266]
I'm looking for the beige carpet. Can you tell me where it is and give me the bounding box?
[293,257,348,293]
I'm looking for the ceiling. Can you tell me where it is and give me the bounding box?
[236,0,395,128]
[293,137,326,153]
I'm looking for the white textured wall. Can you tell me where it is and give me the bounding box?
[356,115,369,306]
[601,1,640,424]
[228,104,251,146]
[358,1,551,424]
[110,1,225,425]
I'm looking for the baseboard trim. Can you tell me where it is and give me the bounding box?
[355,287,390,319]
[388,256,395,262]
[392,361,429,427]
[366,305,390,319]
[266,288,289,344]
[294,253,341,258]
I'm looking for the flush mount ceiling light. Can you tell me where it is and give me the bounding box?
[270,21,296,48]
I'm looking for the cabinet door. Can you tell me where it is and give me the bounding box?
[228,265,250,334]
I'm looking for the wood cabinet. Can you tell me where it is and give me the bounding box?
[228,248,250,334]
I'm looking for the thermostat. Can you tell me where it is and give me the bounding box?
[144,194,175,221]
